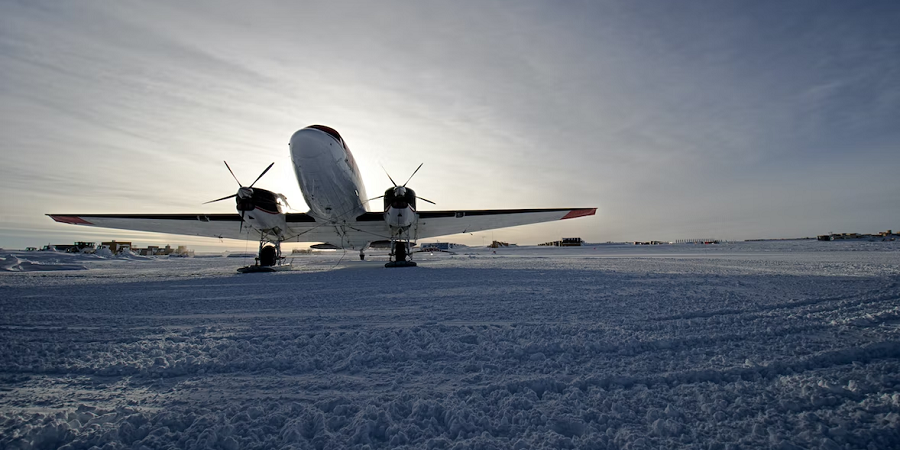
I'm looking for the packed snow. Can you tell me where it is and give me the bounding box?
[2,241,900,449]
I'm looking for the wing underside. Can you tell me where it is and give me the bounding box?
[47,214,312,242]
[351,207,595,243]
[46,213,391,249]
[415,208,595,239]
[48,207,595,248]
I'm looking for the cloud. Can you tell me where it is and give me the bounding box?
[1,1,898,249]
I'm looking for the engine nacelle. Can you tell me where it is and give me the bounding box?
[383,186,417,229]
[236,187,284,214]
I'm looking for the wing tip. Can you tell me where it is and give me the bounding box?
[48,215,94,225]
[561,208,597,220]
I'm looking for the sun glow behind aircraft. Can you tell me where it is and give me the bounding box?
[50,126,596,269]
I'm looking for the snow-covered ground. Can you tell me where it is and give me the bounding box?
[2,241,900,449]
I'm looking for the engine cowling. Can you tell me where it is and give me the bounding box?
[383,186,417,212]
[237,188,283,214]
[383,185,417,229]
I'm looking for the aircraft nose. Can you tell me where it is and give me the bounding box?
[290,128,325,159]
[290,127,344,161]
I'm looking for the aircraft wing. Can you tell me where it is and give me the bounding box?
[412,208,596,239]
[48,207,595,248]
[47,213,321,242]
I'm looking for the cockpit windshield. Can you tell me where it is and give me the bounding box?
[308,125,344,147]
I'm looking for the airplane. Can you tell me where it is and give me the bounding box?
[48,125,596,269]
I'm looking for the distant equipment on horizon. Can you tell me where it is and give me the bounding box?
[633,240,668,245]
[34,240,193,256]
[100,240,131,254]
[674,239,721,244]
[539,237,584,247]
[418,242,465,252]
[818,230,898,241]
[42,241,96,253]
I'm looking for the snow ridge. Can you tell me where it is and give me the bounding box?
[2,242,900,448]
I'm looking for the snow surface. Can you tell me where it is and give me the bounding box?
[2,241,900,449]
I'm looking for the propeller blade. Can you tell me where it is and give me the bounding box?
[249,162,275,188]
[380,164,398,187]
[417,196,436,205]
[367,195,385,202]
[402,163,424,187]
[203,193,237,204]
[224,161,242,186]
[239,210,245,233]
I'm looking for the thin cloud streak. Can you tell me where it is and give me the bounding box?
[1,0,898,250]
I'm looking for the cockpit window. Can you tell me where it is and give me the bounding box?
[308,125,344,147]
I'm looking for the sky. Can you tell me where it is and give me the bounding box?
[1,0,899,250]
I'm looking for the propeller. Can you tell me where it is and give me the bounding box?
[402,163,424,187]
[375,163,436,205]
[204,161,275,232]
[381,163,399,187]
[417,196,436,205]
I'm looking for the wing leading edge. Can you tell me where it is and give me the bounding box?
[48,207,595,247]
[354,207,596,241]
[47,213,316,242]
[412,207,596,240]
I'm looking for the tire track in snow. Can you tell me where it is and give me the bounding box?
[480,340,900,396]
[650,281,900,322]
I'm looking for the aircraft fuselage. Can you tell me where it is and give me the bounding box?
[289,125,369,224]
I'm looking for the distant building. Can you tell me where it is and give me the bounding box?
[172,245,194,257]
[674,239,720,244]
[817,230,899,241]
[100,241,132,253]
[48,242,96,253]
[134,244,177,256]
[540,238,584,246]
[418,242,464,252]
[98,242,193,256]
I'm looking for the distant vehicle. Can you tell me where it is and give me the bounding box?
[49,125,596,269]
[540,237,586,246]
[418,242,464,252]
[45,242,96,253]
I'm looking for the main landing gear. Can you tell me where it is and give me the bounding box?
[385,239,416,268]
[359,242,372,261]
[237,237,290,273]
